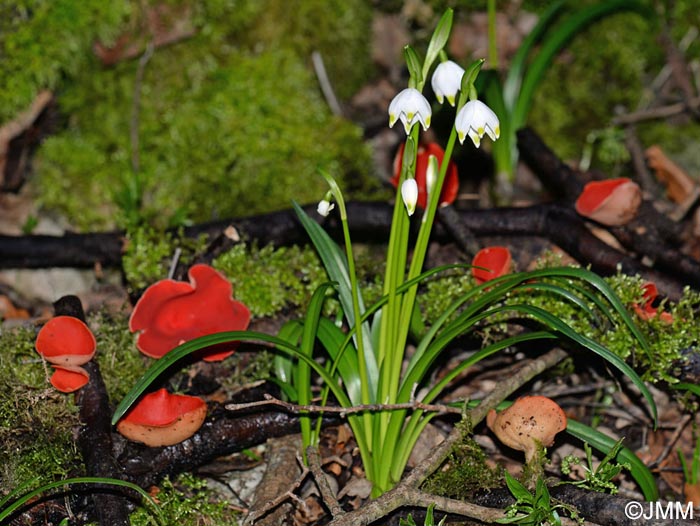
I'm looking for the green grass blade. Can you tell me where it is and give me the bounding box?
[566,419,658,500]
[670,382,700,397]
[502,0,567,109]
[112,330,330,425]
[316,317,362,405]
[500,303,657,424]
[391,331,558,481]
[0,477,162,523]
[513,0,648,129]
[292,201,378,395]
[298,283,335,449]
[274,319,304,387]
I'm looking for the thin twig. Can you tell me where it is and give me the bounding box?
[311,51,343,116]
[327,347,569,526]
[130,40,155,174]
[649,413,692,469]
[243,454,310,525]
[225,393,463,416]
[612,96,700,126]
[307,446,344,519]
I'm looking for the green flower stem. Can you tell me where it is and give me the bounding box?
[392,102,462,395]
[321,173,374,449]
[488,0,498,69]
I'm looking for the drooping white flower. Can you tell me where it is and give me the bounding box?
[455,100,500,148]
[431,60,465,106]
[401,178,418,216]
[388,88,432,134]
[317,199,335,217]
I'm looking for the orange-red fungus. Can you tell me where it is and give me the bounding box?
[116,388,207,447]
[391,142,459,209]
[129,264,250,361]
[35,316,96,393]
[633,282,673,324]
[574,178,642,226]
[471,246,512,284]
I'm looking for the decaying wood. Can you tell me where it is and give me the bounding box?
[0,90,53,191]
[0,201,694,297]
[244,435,303,525]
[53,295,131,526]
[119,408,321,489]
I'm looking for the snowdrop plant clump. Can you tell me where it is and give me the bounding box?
[114,9,656,500]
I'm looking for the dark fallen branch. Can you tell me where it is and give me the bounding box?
[517,127,696,273]
[53,295,131,526]
[0,201,694,296]
[474,485,697,526]
[118,407,336,489]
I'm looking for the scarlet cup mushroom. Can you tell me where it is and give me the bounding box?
[391,142,459,209]
[486,395,567,463]
[574,178,642,226]
[116,388,207,447]
[129,264,251,362]
[35,316,96,392]
[633,282,673,324]
[471,246,512,284]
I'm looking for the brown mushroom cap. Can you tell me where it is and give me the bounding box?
[486,395,567,463]
[116,388,207,447]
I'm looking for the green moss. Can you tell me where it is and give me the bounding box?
[129,473,240,526]
[122,226,209,291]
[0,0,128,122]
[32,1,377,230]
[243,0,374,100]
[414,254,697,385]
[90,311,151,402]
[0,325,81,490]
[423,424,502,499]
[529,10,655,167]
[213,243,329,318]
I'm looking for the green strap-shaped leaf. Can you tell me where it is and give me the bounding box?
[0,477,162,523]
[292,201,378,397]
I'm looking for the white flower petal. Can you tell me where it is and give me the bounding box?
[317,199,335,217]
[454,100,499,147]
[431,61,465,107]
[388,88,432,134]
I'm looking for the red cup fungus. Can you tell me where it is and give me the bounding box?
[391,142,459,209]
[35,316,96,393]
[633,282,673,324]
[116,388,207,447]
[486,395,567,463]
[129,264,251,362]
[574,178,642,227]
[471,246,512,284]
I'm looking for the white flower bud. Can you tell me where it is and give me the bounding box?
[401,179,418,216]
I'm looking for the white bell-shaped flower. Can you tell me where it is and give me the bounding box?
[388,88,432,134]
[455,100,500,148]
[431,60,465,106]
[401,178,418,216]
[317,199,335,217]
